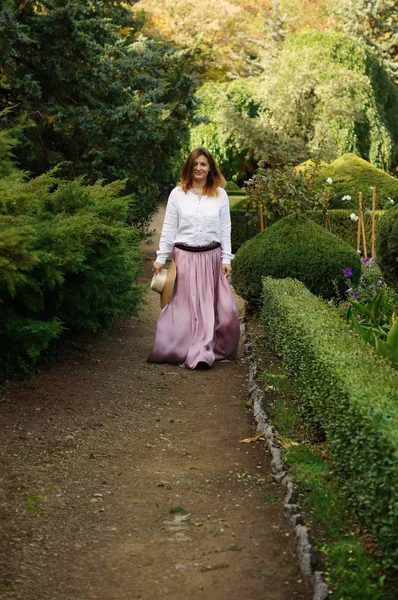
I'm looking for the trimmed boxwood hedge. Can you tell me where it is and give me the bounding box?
[319,154,398,209]
[261,277,398,569]
[231,213,361,304]
[376,205,398,293]
[230,200,386,253]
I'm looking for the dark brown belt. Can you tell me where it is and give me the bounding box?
[174,242,221,253]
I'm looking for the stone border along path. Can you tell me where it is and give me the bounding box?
[243,330,329,600]
[0,203,312,600]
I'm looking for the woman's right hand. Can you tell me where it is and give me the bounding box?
[153,261,165,274]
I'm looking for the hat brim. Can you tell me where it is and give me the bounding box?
[160,260,176,309]
[150,268,168,294]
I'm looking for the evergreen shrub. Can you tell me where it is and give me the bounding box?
[260,277,398,568]
[231,213,361,304]
[318,154,398,209]
[308,209,385,250]
[376,205,398,292]
[0,169,143,381]
[230,201,386,253]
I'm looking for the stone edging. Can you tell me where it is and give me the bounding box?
[243,327,329,600]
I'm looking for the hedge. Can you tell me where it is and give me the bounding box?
[230,199,386,253]
[0,169,143,382]
[376,205,398,293]
[319,153,398,209]
[261,277,398,568]
[231,213,361,304]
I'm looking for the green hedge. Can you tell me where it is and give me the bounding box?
[230,198,258,252]
[376,205,398,293]
[0,169,143,382]
[230,200,386,253]
[261,277,398,569]
[308,209,386,250]
[319,154,398,209]
[231,214,361,304]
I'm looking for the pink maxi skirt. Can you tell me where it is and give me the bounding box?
[148,245,240,369]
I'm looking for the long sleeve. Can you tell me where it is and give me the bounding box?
[156,190,179,264]
[220,191,234,264]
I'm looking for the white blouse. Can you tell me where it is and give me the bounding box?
[156,186,234,265]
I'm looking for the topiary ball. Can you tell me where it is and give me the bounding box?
[231,213,361,305]
[376,205,398,292]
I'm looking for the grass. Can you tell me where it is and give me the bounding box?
[248,318,398,599]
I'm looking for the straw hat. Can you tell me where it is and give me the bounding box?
[150,260,176,308]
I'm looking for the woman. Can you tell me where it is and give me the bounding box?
[148,147,240,369]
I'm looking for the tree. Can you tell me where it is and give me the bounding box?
[332,0,398,84]
[0,0,198,222]
[191,31,398,177]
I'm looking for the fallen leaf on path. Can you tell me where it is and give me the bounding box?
[276,433,299,448]
[239,432,264,444]
[174,513,191,523]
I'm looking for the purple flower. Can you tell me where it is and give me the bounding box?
[377,279,382,286]
[327,301,332,308]
[362,257,370,264]
[346,302,352,308]
[344,267,353,277]
[360,281,365,288]
[353,293,359,300]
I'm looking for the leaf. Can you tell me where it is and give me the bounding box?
[371,290,384,323]
[387,318,398,351]
[375,339,398,366]
[350,301,371,318]
[239,432,264,443]
[276,433,299,448]
[174,513,191,523]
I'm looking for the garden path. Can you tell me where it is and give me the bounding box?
[0,204,311,600]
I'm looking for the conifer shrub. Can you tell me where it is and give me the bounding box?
[376,205,398,292]
[261,277,398,569]
[0,168,143,381]
[231,213,361,305]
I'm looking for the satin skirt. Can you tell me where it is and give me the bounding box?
[148,246,240,369]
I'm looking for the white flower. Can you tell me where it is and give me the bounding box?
[342,195,352,201]
[357,249,362,254]
[369,186,375,190]
[350,213,359,221]
[388,197,395,205]
[326,177,333,184]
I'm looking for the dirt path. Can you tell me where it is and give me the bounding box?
[0,206,311,600]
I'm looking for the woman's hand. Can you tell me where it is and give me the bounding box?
[222,263,231,277]
[153,261,165,274]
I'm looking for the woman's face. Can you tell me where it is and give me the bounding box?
[192,155,210,184]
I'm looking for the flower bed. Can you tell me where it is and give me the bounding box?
[260,277,398,569]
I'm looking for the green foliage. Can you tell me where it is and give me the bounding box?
[344,258,398,319]
[318,154,398,209]
[332,0,398,85]
[191,31,398,178]
[308,209,386,250]
[245,160,333,225]
[231,213,361,304]
[230,200,386,252]
[260,277,398,569]
[0,164,143,382]
[376,205,398,293]
[0,0,197,223]
[346,289,398,369]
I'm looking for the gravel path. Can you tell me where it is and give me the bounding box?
[0,205,311,600]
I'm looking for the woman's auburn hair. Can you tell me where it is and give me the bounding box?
[180,147,226,197]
